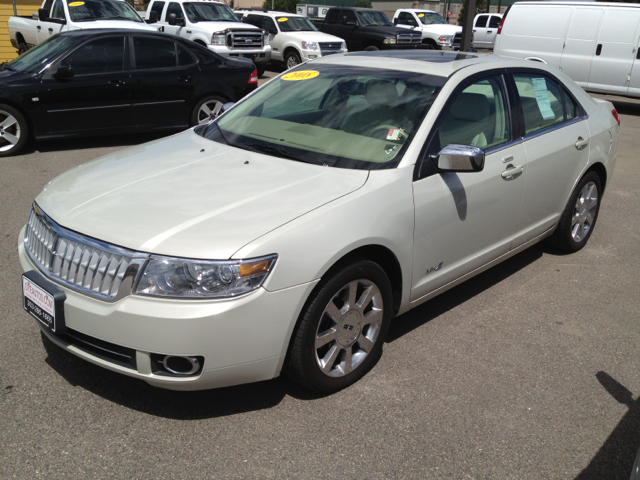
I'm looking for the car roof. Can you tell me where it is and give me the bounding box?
[312,51,551,78]
[58,28,178,38]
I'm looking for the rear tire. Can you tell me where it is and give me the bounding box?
[288,259,392,393]
[190,95,226,126]
[548,172,602,252]
[0,104,28,157]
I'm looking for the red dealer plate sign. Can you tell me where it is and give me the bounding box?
[22,273,65,334]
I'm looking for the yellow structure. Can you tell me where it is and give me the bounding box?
[0,0,42,61]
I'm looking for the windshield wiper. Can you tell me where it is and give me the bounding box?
[2,63,16,71]
[245,143,307,162]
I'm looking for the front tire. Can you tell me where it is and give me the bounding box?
[285,51,301,69]
[549,172,602,252]
[18,41,28,55]
[0,104,28,157]
[288,260,392,393]
[364,45,379,51]
[190,95,226,126]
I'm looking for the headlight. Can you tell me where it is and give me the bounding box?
[134,254,277,299]
[301,41,318,50]
[340,42,346,51]
[212,32,226,45]
[383,37,397,45]
[438,35,453,43]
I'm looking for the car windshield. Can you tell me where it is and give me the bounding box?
[276,16,317,31]
[3,35,76,73]
[68,0,143,22]
[357,10,393,26]
[203,65,444,170]
[184,3,239,22]
[417,12,447,25]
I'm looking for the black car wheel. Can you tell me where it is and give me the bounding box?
[548,171,602,252]
[0,104,28,157]
[190,95,227,126]
[288,259,392,393]
[364,45,379,51]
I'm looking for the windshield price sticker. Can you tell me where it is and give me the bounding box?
[278,17,288,22]
[282,70,320,81]
[418,13,424,17]
[69,1,85,6]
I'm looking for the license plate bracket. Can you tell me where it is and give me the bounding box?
[22,271,66,334]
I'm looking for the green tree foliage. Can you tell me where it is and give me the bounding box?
[354,0,372,7]
[458,0,487,26]
[262,0,298,12]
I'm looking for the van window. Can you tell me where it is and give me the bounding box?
[475,15,488,28]
[513,74,564,134]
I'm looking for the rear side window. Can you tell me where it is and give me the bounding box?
[475,15,488,28]
[150,1,165,19]
[513,73,564,134]
[177,43,196,66]
[488,15,501,28]
[61,36,125,75]
[325,9,339,24]
[134,37,177,69]
[563,88,580,120]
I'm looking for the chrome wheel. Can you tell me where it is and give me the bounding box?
[197,100,224,125]
[571,181,598,243]
[0,110,21,153]
[315,279,384,378]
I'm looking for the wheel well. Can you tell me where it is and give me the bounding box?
[284,47,300,59]
[585,162,608,193]
[422,38,437,47]
[16,32,25,44]
[326,245,403,316]
[194,40,207,46]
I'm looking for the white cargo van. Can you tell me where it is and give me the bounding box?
[494,1,640,97]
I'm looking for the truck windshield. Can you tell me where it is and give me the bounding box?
[183,3,239,22]
[357,10,393,26]
[202,64,445,170]
[3,35,76,73]
[68,0,143,22]
[417,12,448,25]
[276,16,317,32]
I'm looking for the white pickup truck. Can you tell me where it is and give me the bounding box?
[8,0,158,55]
[145,0,271,75]
[392,9,463,50]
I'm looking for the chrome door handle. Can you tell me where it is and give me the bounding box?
[575,136,589,149]
[37,25,41,30]
[48,28,53,34]
[501,164,524,179]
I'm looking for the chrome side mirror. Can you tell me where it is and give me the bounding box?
[434,144,485,172]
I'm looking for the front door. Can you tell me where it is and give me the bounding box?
[411,74,526,301]
[38,35,131,135]
[37,0,65,43]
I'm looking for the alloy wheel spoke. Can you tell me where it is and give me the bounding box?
[324,301,342,323]
[358,335,374,353]
[200,104,212,117]
[211,102,223,116]
[347,281,358,310]
[342,347,353,374]
[315,328,337,349]
[363,308,383,326]
[0,115,16,129]
[2,131,19,145]
[320,345,341,373]
[571,213,580,227]
[356,285,374,312]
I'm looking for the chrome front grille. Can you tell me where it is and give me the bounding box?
[397,33,421,44]
[227,30,263,48]
[319,42,343,54]
[24,205,146,301]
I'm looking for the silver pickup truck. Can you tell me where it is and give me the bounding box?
[9,0,157,54]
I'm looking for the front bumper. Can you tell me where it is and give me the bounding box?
[209,45,272,63]
[302,49,346,61]
[19,227,317,391]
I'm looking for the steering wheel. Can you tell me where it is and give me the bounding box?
[369,124,408,140]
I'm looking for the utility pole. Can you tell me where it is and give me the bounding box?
[459,0,476,51]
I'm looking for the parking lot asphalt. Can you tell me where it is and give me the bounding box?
[1,67,639,479]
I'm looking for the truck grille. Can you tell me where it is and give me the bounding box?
[453,33,462,46]
[397,33,421,44]
[227,30,263,48]
[319,42,343,55]
[24,205,146,301]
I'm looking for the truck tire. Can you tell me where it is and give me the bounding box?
[256,64,266,77]
[364,45,379,51]
[285,51,301,69]
[422,39,436,50]
[18,41,28,55]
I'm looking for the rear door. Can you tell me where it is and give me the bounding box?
[129,35,199,127]
[38,35,131,135]
[588,7,640,94]
[473,15,489,48]
[485,15,501,47]
[559,7,604,86]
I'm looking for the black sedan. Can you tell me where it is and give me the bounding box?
[0,29,258,157]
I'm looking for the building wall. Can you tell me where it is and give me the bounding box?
[1,0,44,62]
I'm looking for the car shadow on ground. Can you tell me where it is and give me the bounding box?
[21,131,181,155]
[574,372,640,480]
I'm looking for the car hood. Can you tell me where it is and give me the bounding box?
[73,20,158,31]
[36,129,369,260]
[418,24,462,34]
[190,21,261,33]
[0,68,33,82]
[366,25,410,35]
[282,31,344,43]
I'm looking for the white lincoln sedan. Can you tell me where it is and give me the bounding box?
[19,52,619,393]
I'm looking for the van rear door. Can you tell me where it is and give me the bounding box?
[588,7,640,94]
[559,7,604,87]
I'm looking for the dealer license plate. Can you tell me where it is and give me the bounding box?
[22,271,66,334]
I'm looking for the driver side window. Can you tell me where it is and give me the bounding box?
[166,2,184,21]
[50,0,65,20]
[435,75,510,151]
